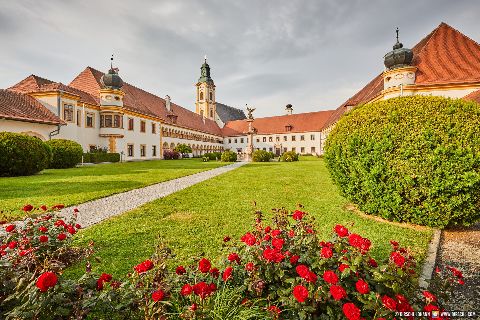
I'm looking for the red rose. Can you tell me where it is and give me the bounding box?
[40,205,48,211]
[190,303,198,311]
[19,248,33,256]
[210,267,220,278]
[54,219,65,227]
[263,234,271,241]
[348,233,363,248]
[265,226,271,233]
[39,235,48,243]
[268,305,281,315]
[5,225,15,233]
[262,246,285,263]
[321,246,333,258]
[271,238,284,250]
[382,295,397,310]
[424,304,439,312]
[290,255,300,265]
[334,224,349,237]
[292,285,308,303]
[288,230,295,238]
[99,273,112,282]
[343,302,361,320]
[134,260,154,273]
[292,210,305,220]
[241,232,256,246]
[390,240,399,248]
[228,253,241,264]
[151,289,165,301]
[38,226,48,233]
[396,294,413,312]
[67,226,76,235]
[355,279,369,294]
[422,291,437,302]
[447,266,463,278]
[360,238,371,252]
[245,262,255,271]
[330,285,347,300]
[176,265,186,275]
[271,229,281,237]
[390,252,406,267]
[198,258,211,273]
[305,271,318,283]
[36,272,58,292]
[74,208,79,213]
[222,266,233,281]
[52,204,65,210]
[23,204,34,212]
[57,233,67,241]
[8,241,17,249]
[193,281,214,299]
[75,224,81,229]
[181,284,193,296]
[368,258,378,267]
[296,264,309,278]
[223,236,231,242]
[339,264,349,272]
[323,270,338,284]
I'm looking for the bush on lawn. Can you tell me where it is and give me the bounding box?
[174,143,192,155]
[0,132,52,176]
[203,152,222,161]
[45,139,83,169]
[221,150,237,162]
[0,205,463,319]
[163,150,180,160]
[324,96,480,228]
[280,151,299,162]
[252,150,273,162]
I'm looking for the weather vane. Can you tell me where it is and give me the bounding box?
[110,54,114,69]
[396,27,399,42]
[204,54,207,62]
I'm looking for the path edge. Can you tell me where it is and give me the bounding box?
[418,228,442,289]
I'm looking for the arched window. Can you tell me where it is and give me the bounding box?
[210,109,214,118]
[209,92,213,100]
[200,92,204,100]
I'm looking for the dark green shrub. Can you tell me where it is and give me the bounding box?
[203,152,222,161]
[221,150,237,162]
[0,132,51,176]
[252,150,272,162]
[45,139,83,169]
[268,151,276,159]
[82,153,120,163]
[324,96,480,228]
[280,151,299,162]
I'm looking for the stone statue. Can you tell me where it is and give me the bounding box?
[246,106,255,120]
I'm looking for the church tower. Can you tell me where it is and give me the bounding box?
[195,57,216,120]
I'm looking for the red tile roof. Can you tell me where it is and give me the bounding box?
[222,110,335,136]
[324,22,480,129]
[0,89,64,125]
[69,67,222,136]
[464,89,480,104]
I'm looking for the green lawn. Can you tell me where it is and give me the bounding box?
[67,157,433,278]
[0,159,226,221]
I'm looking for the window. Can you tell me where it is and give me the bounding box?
[276,136,280,142]
[269,147,273,152]
[140,145,146,157]
[283,136,287,141]
[210,109,213,118]
[113,115,122,128]
[228,139,231,143]
[140,121,146,133]
[310,134,315,140]
[240,138,244,143]
[100,114,122,128]
[263,147,266,151]
[236,148,242,153]
[285,125,292,132]
[269,137,273,142]
[63,104,74,122]
[86,113,94,128]
[301,147,305,153]
[209,92,213,100]
[283,147,287,153]
[300,135,305,141]
[263,137,266,142]
[152,145,157,157]
[200,92,204,100]
[292,135,296,141]
[256,138,260,143]
[76,110,81,126]
[128,118,134,130]
[127,144,134,157]
[89,145,96,152]
[311,147,316,153]
[292,147,296,152]
[152,123,156,134]
[234,138,238,143]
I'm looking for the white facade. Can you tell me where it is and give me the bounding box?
[0,119,57,141]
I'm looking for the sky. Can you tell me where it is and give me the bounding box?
[0,0,479,117]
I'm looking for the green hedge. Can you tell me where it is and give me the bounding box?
[203,152,222,161]
[324,96,480,228]
[45,139,83,169]
[221,150,237,162]
[280,151,299,162]
[252,150,273,162]
[0,132,52,176]
[82,153,120,163]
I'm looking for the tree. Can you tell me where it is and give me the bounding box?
[174,144,192,154]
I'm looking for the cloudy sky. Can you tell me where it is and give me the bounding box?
[0,0,479,117]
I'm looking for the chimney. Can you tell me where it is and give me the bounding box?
[285,104,293,115]
[165,95,171,111]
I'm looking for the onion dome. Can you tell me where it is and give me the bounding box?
[198,56,214,84]
[100,55,124,89]
[384,28,413,70]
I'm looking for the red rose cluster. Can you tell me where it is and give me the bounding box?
[134,260,154,273]
[36,272,58,292]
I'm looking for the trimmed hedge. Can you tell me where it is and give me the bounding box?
[324,96,480,228]
[0,132,52,176]
[221,150,237,162]
[82,153,120,163]
[280,151,299,162]
[252,150,273,162]
[45,139,83,169]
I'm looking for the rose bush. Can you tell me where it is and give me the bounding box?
[0,205,463,319]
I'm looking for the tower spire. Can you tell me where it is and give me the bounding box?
[110,54,114,69]
[396,27,399,43]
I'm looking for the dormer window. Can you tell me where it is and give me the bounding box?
[285,124,292,132]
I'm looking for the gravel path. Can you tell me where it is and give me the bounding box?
[432,223,480,316]
[60,161,246,228]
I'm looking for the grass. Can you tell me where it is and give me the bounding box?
[0,159,226,221]
[66,156,433,278]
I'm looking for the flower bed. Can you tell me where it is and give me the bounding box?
[0,205,463,319]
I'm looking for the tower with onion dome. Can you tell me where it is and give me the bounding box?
[195,56,216,120]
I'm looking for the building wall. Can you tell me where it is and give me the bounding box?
[224,131,323,156]
[0,119,57,140]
